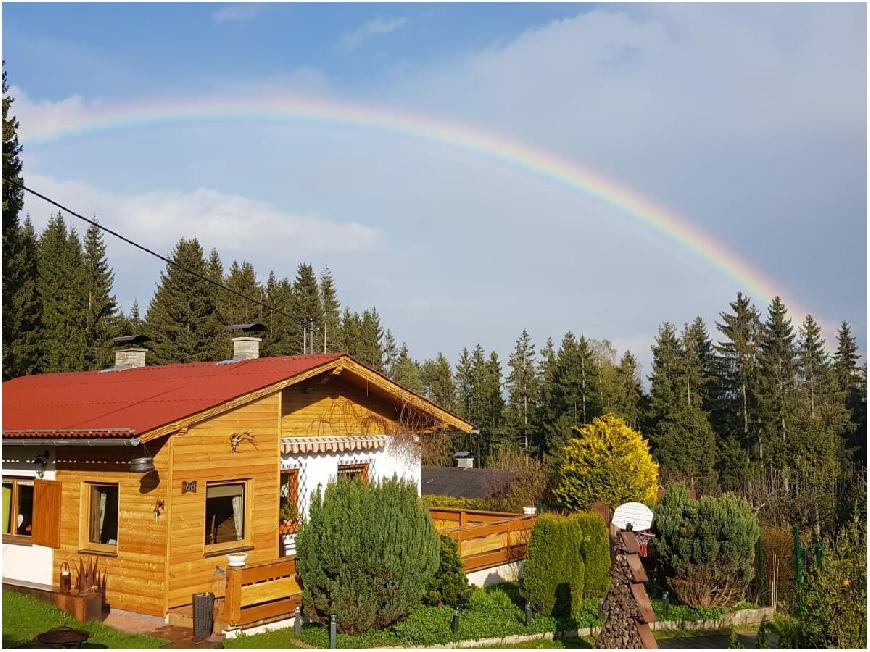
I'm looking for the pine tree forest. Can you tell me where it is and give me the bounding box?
[2,75,866,539]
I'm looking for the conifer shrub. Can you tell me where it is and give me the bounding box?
[653,486,759,608]
[296,476,440,634]
[570,511,611,598]
[552,414,659,511]
[522,513,586,617]
[424,534,472,608]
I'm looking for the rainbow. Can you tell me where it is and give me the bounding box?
[20,94,805,317]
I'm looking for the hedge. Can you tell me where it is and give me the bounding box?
[571,511,611,598]
[522,513,585,618]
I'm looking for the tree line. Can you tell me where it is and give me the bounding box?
[3,69,865,536]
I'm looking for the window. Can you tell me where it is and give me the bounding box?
[337,463,369,483]
[2,478,34,538]
[205,482,245,545]
[87,484,119,546]
[279,470,299,525]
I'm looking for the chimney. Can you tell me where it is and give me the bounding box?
[226,323,267,361]
[454,452,474,469]
[111,335,151,369]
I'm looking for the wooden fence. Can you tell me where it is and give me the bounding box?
[221,508,535,630]
[223,557,302,628]
[430,508,536,572]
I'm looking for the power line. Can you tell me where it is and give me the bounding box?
[4,176,302,325]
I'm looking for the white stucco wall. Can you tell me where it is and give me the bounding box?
[281,436,421,517]
[2,446,57,585]
[466,560,525,587]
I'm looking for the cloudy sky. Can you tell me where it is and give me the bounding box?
[3,2,866,373]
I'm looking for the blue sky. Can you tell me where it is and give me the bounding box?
[3,2,867,372]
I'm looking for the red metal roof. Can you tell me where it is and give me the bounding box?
[2,353,344,439]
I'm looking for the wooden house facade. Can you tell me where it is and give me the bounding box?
[2,345,472,619]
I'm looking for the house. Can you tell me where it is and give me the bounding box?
[2,332,473,620]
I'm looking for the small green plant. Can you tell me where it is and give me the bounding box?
[279,496,299,523]
[727,627,744,649]
[522,513,586,618]
[424,534,472,608]
[755,618,769,648]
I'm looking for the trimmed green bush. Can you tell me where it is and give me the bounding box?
[424,534,472,608]
[422,494,493,511]
[522,513,586,618]
[653,485,759,608]
[296,476,440,634]
[570,511,611,598]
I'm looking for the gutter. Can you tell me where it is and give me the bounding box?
[3,437,141,447]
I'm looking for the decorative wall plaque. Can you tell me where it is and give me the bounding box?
[182,480,197,494]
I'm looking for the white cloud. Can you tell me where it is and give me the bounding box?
[339,17,406,51]
[213,4,263,24]
[9,86,97,144]
[24,174,380,257]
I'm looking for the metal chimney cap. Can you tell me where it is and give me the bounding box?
[226,323,267,335]
[111,334,151,348]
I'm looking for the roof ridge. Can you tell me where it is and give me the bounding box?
[3,352,346,383]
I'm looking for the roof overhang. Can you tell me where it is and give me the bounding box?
[137,354,474,443]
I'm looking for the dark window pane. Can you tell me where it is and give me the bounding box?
[16,481,33,536]
[89,485,119,545]
[205,483,245,545]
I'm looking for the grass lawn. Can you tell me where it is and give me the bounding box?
[2,590,166,649]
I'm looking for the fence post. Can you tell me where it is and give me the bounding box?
[792,526,804,616]
[224,566,243,627]
[756,538,768,607]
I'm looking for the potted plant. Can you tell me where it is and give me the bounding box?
[52,557,106,622]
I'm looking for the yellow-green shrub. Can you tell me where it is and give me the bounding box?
[522,513,586,618]
[552,414,659,511]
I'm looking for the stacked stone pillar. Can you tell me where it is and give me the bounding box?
[596,527,657,649]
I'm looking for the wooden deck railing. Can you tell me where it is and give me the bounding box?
[223,557,302,628]
[430,508,536,572]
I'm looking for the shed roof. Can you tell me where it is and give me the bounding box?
[421,465,518,499]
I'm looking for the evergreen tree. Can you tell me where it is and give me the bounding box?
[649,321,717,490]
[714,292,762,487]
[834,322,866,461]
[127,299,143,332]
[421,353,458,412]
[145,238,223,364]
[454,347,476,456]
[3,217,41,378]
[37,215,89,372]
[319,267,341,353]
[390,343,423,393]
[382,329,398,374]
[756,297,799,467]
[2,68,41,379]
[601,350,644,429]
[81,223,119,369]
[505,329,539,450]
[535,337,559,457]
[338,307,362,358]
[263,271,297,356]
[683,317,716,410]
[357,308,385,370]
[292,263,322,354]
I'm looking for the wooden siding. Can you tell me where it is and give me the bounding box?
[281,376,403,437]
[432,508,535,572]
[166,392,281,610]
[53,440,171,616]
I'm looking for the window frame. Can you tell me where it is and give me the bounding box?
[337,463,370,483]
[80,481,120,555]
[204,480,252,555]
[2,477,35,544]
[279,470,300,535]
